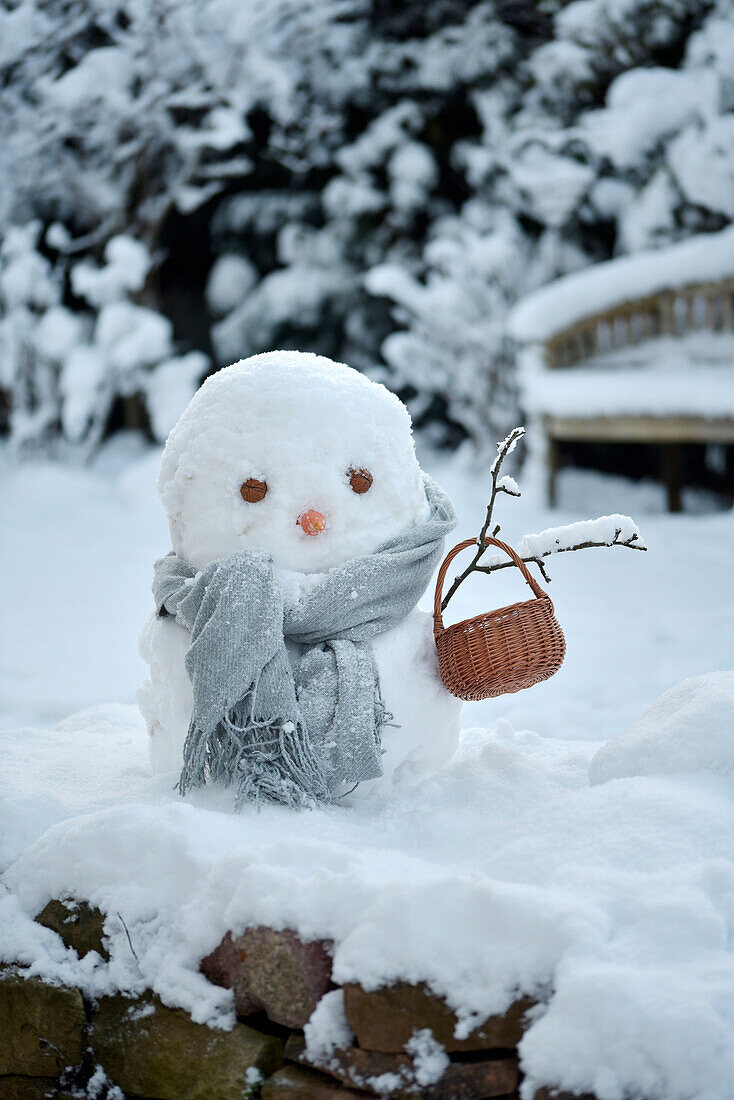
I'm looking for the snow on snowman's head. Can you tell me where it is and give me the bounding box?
[158,351,429,572]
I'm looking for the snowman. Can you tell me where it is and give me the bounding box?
[138,350,461,807]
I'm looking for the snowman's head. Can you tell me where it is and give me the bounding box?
[158,351,429,573]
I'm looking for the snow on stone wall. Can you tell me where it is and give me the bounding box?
[3,669,734,1100]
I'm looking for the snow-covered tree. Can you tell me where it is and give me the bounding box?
[1,0,733,455]
[0,228,206,452]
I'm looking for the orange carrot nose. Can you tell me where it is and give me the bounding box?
[297,510,327,536]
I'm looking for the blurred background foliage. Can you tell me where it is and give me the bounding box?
[1,0,732,457]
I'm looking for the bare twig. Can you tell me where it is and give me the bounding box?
[440,426,525,611]
[472,556,553,584]
[480,426,525,541]
[117,912,138,961]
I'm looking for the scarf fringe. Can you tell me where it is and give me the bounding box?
[178,689,331,810]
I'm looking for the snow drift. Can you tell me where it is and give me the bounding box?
[2,681,734,1100]
[590,670,734,785]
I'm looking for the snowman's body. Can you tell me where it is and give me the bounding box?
[139,605,460,796]
[139,351,462,797]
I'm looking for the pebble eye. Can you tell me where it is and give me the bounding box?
[240,478,267,503]
[348,468,373,494]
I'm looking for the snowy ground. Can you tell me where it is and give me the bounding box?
[1,439,733,1100]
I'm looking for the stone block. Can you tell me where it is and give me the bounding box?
[343,982,533,1053]
[0,1078,56,1099]
[286,1034,519,1099]
[262,1066,369,1098]
[35,899,109,961]
[0,971,85,1077]
[91,993,283,1100]
[285,1033,414,1083]
[200,930,240,989]
[430,1058,519,1099]
[201,927,333,1029]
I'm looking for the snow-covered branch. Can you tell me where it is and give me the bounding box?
[482,426,525,537]
[473,516,647,585]
[441,429,646,611]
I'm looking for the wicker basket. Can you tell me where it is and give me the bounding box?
[433,536,566,701]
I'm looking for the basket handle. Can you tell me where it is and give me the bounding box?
[433,536,549,637]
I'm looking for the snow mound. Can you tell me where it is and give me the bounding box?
[590,671,734,785]
[2,702,734,1100]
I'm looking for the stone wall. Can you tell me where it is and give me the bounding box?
[0,899,594,1100]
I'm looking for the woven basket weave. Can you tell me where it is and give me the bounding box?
[433,536,566,701]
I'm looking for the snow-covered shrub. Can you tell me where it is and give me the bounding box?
[366,207,526,447]
[0,223,64,446]
[1,0,734,454]
[0,229,206,452]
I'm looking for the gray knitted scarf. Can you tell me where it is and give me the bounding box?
[152,475,456,810]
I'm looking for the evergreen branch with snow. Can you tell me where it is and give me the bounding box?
[441,429,646,611]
